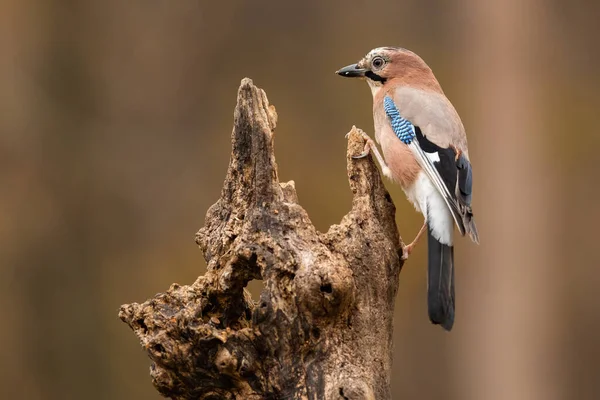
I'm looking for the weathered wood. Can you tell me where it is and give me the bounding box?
[119,78,404,400]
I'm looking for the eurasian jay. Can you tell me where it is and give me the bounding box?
[337,47,479,331]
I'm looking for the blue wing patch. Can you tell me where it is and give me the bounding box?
[383,96,415,144]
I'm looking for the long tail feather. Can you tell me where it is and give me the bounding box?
[427,226,455,331]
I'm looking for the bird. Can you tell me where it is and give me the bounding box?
[336,47,479,331]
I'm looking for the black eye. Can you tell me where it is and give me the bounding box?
[372,57,385,70]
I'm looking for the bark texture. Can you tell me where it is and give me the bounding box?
[119,78,404,400]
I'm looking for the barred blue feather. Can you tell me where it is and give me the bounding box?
[383,96,415,144]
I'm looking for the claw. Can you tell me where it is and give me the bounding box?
[352,142,371,159]
[401,243,413,261]
[400,222,427,261]
[346,128,367,140]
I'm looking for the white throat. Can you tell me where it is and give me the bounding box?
[367,79,382,97]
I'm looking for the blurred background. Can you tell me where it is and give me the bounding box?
[2,1,599,399]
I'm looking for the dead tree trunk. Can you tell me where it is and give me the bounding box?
[119,78,404,400]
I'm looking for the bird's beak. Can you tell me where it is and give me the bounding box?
[336,63,367,78]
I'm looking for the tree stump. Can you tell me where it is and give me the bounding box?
[119,78,404,400]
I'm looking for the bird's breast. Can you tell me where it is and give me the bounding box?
[374,114,421,188]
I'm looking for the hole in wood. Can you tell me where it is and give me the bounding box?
[320,283,333,293]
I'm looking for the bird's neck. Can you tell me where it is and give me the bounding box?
[367,80,384,97]
[371,75,445,104]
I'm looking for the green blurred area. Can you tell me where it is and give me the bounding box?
[1,1,599,399]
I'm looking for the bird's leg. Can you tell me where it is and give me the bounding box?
[401,221,427,260]
[349,129,392,178]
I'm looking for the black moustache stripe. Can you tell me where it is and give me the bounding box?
[365,71,387,84]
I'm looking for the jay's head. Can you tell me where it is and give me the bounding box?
[336,47,436,95]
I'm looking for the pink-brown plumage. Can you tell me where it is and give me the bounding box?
[372,92,421,188]
[337,46,479,331]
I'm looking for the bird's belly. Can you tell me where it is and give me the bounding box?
[404,172,454,246]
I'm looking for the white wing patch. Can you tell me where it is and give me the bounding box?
[425,151,440,163]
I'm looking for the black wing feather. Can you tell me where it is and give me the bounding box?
[415,127,479,243]
[456,154,473,206]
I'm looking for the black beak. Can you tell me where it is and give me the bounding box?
[336,63,367,78]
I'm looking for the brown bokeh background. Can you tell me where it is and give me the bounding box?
[2,1,599,399]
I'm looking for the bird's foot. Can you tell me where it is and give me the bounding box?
[400,222,427,261]
[354,141,371,159]
[350,129,376,159]
[345,127,368,139]
[346,128,392,178]
[401,242,414,261]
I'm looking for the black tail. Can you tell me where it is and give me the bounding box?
[427,226,455,331]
